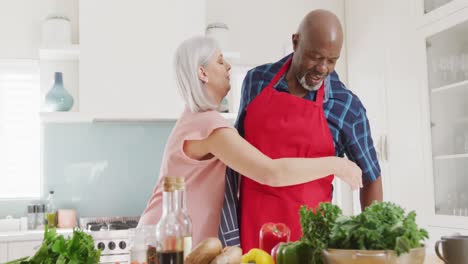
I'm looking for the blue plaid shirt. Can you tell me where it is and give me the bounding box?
[218,54,381,246]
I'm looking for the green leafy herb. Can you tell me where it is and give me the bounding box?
[5,227,100,264]
[329,202,429,255]
[299,202,342,264]
[299,201,429,264]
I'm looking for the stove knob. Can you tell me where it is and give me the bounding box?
[97,242,105,250]
[119,241,126,249]
[108,241,116,250]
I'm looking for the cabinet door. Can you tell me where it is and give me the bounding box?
[346,0,431,216]
[7,240,42,261]
[345,0,388,135]
[345,0,391,213]
[80,0,206,119]
[0,243,7,263]
[422,8,468,228]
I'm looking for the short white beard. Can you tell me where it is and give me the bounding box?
[297,74,322,91]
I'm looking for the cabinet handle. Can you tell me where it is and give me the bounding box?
[376,135,389,162]
[383,135,389,161]
[376,135,384,162]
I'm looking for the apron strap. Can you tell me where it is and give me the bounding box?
[269,56,326,106]
[267,58,292,89]
[316,82,325,105]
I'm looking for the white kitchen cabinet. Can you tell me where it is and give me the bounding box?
[344,0,437,218]
[79,0,206,120]
[344,0,468,251]
[418,3,468,230]
[344,0,391,209]
[0,243,7,263]
[7,240,42,261]
[416,0,468,28]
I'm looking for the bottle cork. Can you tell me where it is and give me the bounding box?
[163,177,176,192]
[174,177,185,190]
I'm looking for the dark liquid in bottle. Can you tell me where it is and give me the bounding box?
[156,250,184,264]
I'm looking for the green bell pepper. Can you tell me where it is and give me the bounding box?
[274,241,313,264]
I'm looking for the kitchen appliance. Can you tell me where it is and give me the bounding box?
[435,235,468,264]
[79,216,140,264]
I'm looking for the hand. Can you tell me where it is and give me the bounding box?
[335,158,363,190]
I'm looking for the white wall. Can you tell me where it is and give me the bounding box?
[0,0,79,59]
[206,0,348,84]
[79,0,206,117]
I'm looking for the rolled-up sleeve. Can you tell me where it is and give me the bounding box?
[343,107,381,184]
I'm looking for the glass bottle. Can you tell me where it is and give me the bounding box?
[155,177,184,264]
[175,177,192,259]
[27,205,36,230]
[36,204,45,230]
[46,191,57,228]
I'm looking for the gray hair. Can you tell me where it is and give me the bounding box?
[174,36,219,112]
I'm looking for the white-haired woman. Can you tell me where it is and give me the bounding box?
[138,36,362,247]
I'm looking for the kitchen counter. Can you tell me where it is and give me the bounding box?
[425,254,444,264]
[0,228,74,242]
[0,231,446,264]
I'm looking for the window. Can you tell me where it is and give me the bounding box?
[0,60,40,198]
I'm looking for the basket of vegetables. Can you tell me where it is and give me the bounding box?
[279,201,429,264]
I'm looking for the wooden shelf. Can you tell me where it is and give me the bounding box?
[39,45,80,61]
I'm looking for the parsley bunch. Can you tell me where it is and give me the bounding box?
[299,202,342,264]
[329,202,429,255]
[300,201,428,264]
[6,227,100,264]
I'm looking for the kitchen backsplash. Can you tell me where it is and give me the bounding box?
[0,121,175,219]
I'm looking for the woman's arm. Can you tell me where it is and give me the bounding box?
[200,127,362,189]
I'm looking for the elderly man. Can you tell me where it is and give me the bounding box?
[219,10,383,250]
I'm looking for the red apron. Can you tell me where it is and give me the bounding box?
[240,58,335,252]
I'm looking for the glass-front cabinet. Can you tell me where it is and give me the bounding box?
[424,0,454,13]
[422,2,468,229]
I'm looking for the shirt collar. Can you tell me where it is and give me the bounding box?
[272,56,331,103]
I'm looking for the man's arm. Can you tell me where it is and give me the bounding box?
[340,95,383,210]
[360,176,383,209]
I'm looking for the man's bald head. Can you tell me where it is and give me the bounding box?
[297,9,343,48]
[288,10,343,92]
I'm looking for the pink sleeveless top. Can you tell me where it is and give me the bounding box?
[138,109,233,247]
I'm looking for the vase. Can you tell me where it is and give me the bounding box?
[44,72,74,112]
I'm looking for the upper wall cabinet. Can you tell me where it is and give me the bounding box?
[79,0,206,120]
[417,0,468,28]
[424,0,454,13]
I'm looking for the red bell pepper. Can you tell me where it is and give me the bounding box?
[259,223,291,256]
[270,242,285,264]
